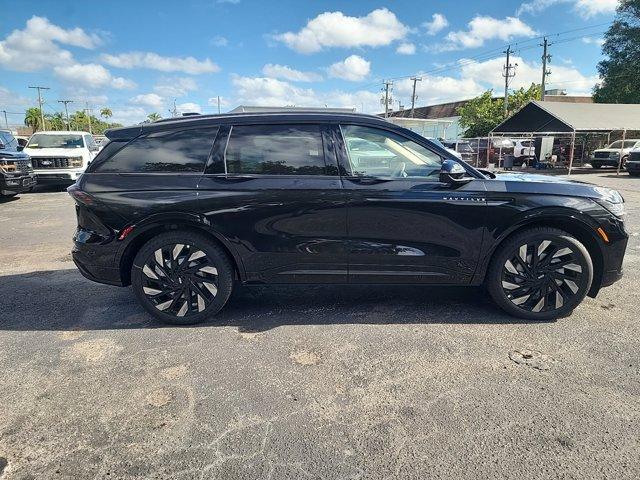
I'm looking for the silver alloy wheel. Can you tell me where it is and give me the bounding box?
[140,243,219,317]
[501,239,584,313]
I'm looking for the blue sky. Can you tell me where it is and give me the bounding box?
[0,0,617,125]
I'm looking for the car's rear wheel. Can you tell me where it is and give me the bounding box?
[132,231,234,325]
[487,228,593,321]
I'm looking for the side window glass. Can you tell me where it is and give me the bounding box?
[341,125,442,179]
[225,124,329,175]
[93,127,217,173]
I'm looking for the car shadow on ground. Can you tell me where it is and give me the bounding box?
[0,268,544,332]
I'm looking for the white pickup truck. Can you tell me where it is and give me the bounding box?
[591,139,640,169]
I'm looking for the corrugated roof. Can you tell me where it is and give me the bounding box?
[493,100,640,133]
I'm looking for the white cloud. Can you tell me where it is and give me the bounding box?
[153,77,198,97]
[517,0,617,18]
[53,63,136,90]
[101,52,220,74]
[0,16,101,72]
[442,16,536,50]
[130,93,165,110]
[262,64,322,82]
[582,36,605,46]
[396,42,416,55]
[211,36,228,47]
[393,75,484,107]
[328,55,371,81]
[177,102,202,114]
[458,55,599,95]
[423,13,449,35]
[109,106,148,126]
[275,8,409,53]
[231,74,381,112]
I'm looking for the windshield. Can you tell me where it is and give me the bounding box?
[607,140,638,149]
[27,134,84,149]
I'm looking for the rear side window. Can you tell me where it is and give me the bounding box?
[225,124,328,175]
[93,127,217,173]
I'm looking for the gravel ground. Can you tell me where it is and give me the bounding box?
[0,172,638,479]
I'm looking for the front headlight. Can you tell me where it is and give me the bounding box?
[69,156,83,168]
[594,187,625,218]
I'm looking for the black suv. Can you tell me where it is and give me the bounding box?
[0,130,36,198]
[69,112,628,324]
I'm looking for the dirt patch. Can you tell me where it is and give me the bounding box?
[160,365,188,380]
[57,330,85,341]
[146,389,172,407]
[509,349,555,371]
[290,350,321,366]
[62,338,122,363]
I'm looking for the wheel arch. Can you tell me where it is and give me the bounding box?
[476,215,604,297]
[117,217,245,286]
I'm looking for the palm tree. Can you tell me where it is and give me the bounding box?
[147,112,162,122]
[24,107,42,132]
[100,108,112,120]
[48,112,66,131]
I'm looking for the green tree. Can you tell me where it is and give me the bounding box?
[100,107,113,120]
[147,112,162,122]
[457,84,541,137]
[593,1,640,103]
[47,112,66,131]
[24,107,42,132]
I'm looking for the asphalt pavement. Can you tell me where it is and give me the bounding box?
[0,172,639,479]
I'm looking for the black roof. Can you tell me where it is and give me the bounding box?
[105,111,391,141]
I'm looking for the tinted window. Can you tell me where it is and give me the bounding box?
[225,124,328,175]
[93,127,217,173]
[341,125,442,179]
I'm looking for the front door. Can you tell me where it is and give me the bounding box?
[197,123,348,284]
[335,124,487,284]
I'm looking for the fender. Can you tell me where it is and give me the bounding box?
[116,211,247,282]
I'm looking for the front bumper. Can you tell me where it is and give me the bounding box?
[0,173,37,194]
[625,161,640,173]
[34,169,84,185]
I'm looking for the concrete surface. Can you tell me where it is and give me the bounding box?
[0,172,639,479]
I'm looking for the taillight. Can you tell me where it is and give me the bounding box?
[67,184,96,206]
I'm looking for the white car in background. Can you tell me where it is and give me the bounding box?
[23,131,100,186]
[514,139,535,160]
[591,139,640,169]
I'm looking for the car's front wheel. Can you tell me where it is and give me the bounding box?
[132,231,234,325]
[487,228,593,321]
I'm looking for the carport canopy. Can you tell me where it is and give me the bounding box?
[492,100,640,133]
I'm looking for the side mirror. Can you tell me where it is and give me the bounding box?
[0,142,5,150]
[440,159,470,185]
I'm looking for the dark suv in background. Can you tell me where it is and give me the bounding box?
[69,112,628,324]
[0,130,36,198]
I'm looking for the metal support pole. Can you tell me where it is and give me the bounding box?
[568,131,576,176]
[487,134,492,169]
[617,129,626,175]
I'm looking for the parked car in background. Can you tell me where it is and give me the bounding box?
[15,135,29,148]
[591,139,640,169]
[93,135,108,150]
[442,140,476,164]
[23,131,100,186]
[69,111,627,325]
[626,149,640,177]
[0,130,36,198]
[466,138,515,167]
[514,139,535,161]
[426,138,461,160]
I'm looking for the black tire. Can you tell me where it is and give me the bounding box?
[131,231,234,325]
[629,171,640,177]
[621,155,629,168]
[591,162,602,169]
[0,192,18,199]
[486,227,593,321]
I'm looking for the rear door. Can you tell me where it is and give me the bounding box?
[335,123,487,284]
[197,122,348,284]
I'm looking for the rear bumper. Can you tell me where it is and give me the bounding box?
[72,249,123,286]
[0,173,37,194]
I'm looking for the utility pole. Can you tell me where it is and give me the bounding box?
[28,85,50,131]
[410,76,422,118]
[1,110,8,129]
[540,37,552,101]
[58,100,73,131]
[502,46,517,116]
[170,99,178,117]
[217,96,221,114]
[381,80,393,118]
[84,102,93,134]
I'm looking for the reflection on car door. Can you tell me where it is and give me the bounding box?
[197,123,348,284]
[335,124,487,284]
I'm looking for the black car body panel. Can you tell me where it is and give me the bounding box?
[70,112,627,300]
[0,130,37,195]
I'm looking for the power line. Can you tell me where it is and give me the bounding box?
[58,100,74,131]
[503,46,517,115]
[540,37,553,100]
